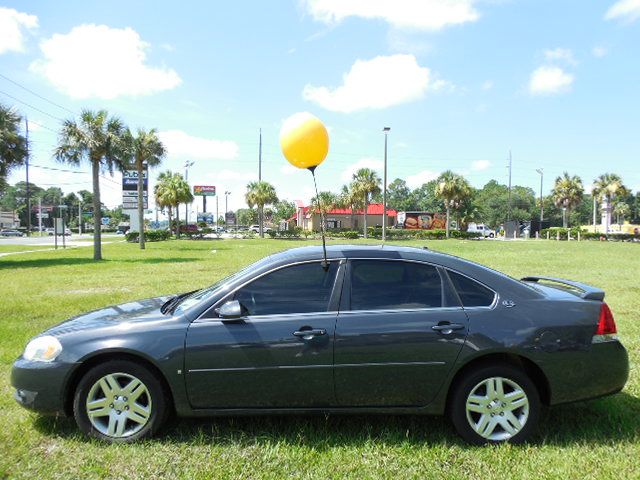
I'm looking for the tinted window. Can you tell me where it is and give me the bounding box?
[233,262,338,316]
[447,271,495,307]
[350,260,442,311]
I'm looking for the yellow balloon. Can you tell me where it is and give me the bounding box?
[280,112,329,170]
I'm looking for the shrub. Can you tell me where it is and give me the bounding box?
[125,229,171,243]
[539,227,639,242]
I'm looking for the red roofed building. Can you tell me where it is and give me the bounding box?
[291,201,397,231]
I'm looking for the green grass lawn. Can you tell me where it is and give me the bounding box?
[1,238,639,479]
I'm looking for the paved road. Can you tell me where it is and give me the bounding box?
[0,233,121,246]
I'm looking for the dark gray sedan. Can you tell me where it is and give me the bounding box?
[11,245,628,444]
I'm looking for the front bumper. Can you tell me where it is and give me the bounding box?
[11,357,77,414]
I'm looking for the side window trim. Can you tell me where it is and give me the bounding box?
[442,268,498,310]
[196,259,345,321]
[345,258,453,313]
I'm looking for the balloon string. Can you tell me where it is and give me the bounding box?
[311,169,329,271]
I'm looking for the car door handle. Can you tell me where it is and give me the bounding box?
[432,323,465,334]
[293,328,326,339]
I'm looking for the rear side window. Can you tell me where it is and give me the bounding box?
[349,260,443,311]
[233,261,338,316]
[447,271,495,307]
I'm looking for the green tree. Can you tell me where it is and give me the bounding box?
[123,128,166,249]
[593,173,628,232]
[54,110,127,260]
[351,168,381,238]
[551,172,584,227]
[613,202,630,228]
[154,170,192,238]
[245,181,278,238]
[411,180,441,212]
[0,103,28,194]
[0,181,43,227]
[336,184,362,229]
[272,200,296,223]
[386,178,414,212]
[236,208,258,226]
[435,170,472,238]
[311,191,338,231]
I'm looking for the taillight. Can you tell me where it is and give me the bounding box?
[593,303,617,342]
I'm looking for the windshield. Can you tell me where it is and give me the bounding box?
[171,256,275,315]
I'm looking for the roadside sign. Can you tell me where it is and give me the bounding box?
[122,166,148,192]
[101,217,110,225]
[194,185,216,196]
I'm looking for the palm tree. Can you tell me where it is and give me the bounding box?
[245,181,278,238]
[337,184,361,230]
[311,191,337,231]
[435,170,472,238]
[54,110,126,260]
[593,173,628,232]
[351,168,381,238]
[123,128,166,249]
[0,103,28,194]
[613,202,630,229]
[154,171,192,238]
[551,172,584,227]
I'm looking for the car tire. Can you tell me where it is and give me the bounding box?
[489,233,494,238]
[73,360,170,443]
[449,364,540,445]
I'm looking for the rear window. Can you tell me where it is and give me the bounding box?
[447,271,495,307]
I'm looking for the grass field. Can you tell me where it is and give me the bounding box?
[1,238,638,479]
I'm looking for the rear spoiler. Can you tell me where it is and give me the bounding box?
[521,276,605,301]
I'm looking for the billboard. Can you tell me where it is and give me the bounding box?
[397,212,447,230]
[197,213,214,224]
[194,185,216,196]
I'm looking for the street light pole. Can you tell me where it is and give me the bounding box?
[224,191,231,229]
[536,168,543,223]
[382,127,391,242]
[184,160,195,224]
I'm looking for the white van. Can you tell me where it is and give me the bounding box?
[467,223,495,238]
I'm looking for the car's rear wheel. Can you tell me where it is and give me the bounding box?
[450,364,540,445]
[73,360,169,442]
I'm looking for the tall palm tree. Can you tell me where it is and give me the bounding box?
[245,181,278,238]
[154,171,192,238]
[123,128,166,249]
[435,170,471,238]
[337,184,361,230]
[351,168,381,238]
[551,172,584,227]
[54,110,126,260]
[311,191,337,231]
[0,103,28,194]
[593,173,628,232]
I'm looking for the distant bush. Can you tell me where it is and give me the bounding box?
[361,227,481,240]
[125,229,171,243]
[540,227,639,242]
[267,227,303,239]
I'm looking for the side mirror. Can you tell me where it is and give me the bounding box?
[215,300,245,320]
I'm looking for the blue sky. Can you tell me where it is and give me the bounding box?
[2,0,639,215]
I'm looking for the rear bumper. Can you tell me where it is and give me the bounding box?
[10,357,76,414]
[549,340,629,405]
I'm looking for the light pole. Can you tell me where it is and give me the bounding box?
[184,160,195,224]
[562,207,567,228]
[382,127,390,242]
[536,168,543,223]
[591,185,598,233]
[224,191,231,229]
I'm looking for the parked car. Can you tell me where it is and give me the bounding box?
[45,228,55,236]
[0,229,24,237]
[11,245,628,444]
[248,224,261,233]
[467,223,495,238]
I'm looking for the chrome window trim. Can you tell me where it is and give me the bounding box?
[196,258,345,322]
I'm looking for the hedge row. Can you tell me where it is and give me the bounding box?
[540,227,640,242]
[125,229,171,242]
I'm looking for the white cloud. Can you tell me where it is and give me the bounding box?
[0,7,38,54]
[592,46,608,58]
[471,160,491,171]
[158,130,239,160]
[280,164,299,176]
[30,24,181,99]
[544,48,576,65]
[481,80,493,90]
[341,158,383,181]
[605,0,640,22]
[304,0,480,31]
[528,66,574,95]
[406,169,439,189]
[303,54,442,113]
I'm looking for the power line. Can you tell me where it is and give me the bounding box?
[0,89,65,122]
[0,73,76,115]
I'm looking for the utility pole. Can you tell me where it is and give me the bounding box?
[78,202,82,235]
[382,127,390,242]
[25,117,31,236]
[184,160,195,224]
[38,197,42,234]
[216,195,219,231]
[507,150,512,222]
[258,128,262,182]
[224,191,230,228]
[536,168,544,223]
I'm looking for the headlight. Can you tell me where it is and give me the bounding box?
[23,336,62,362]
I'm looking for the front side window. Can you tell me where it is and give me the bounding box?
[349,260,443,311]
[233,261,338,316]
[447,270,495,307]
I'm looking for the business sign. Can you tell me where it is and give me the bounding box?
[225,211,236,225]
[122,166,148,192]
[193,185,216,196]
[197,213,214,224]
[101,217,110,225]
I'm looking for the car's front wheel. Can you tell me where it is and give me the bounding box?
[73,360,169,442]
[449,364,540,445]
